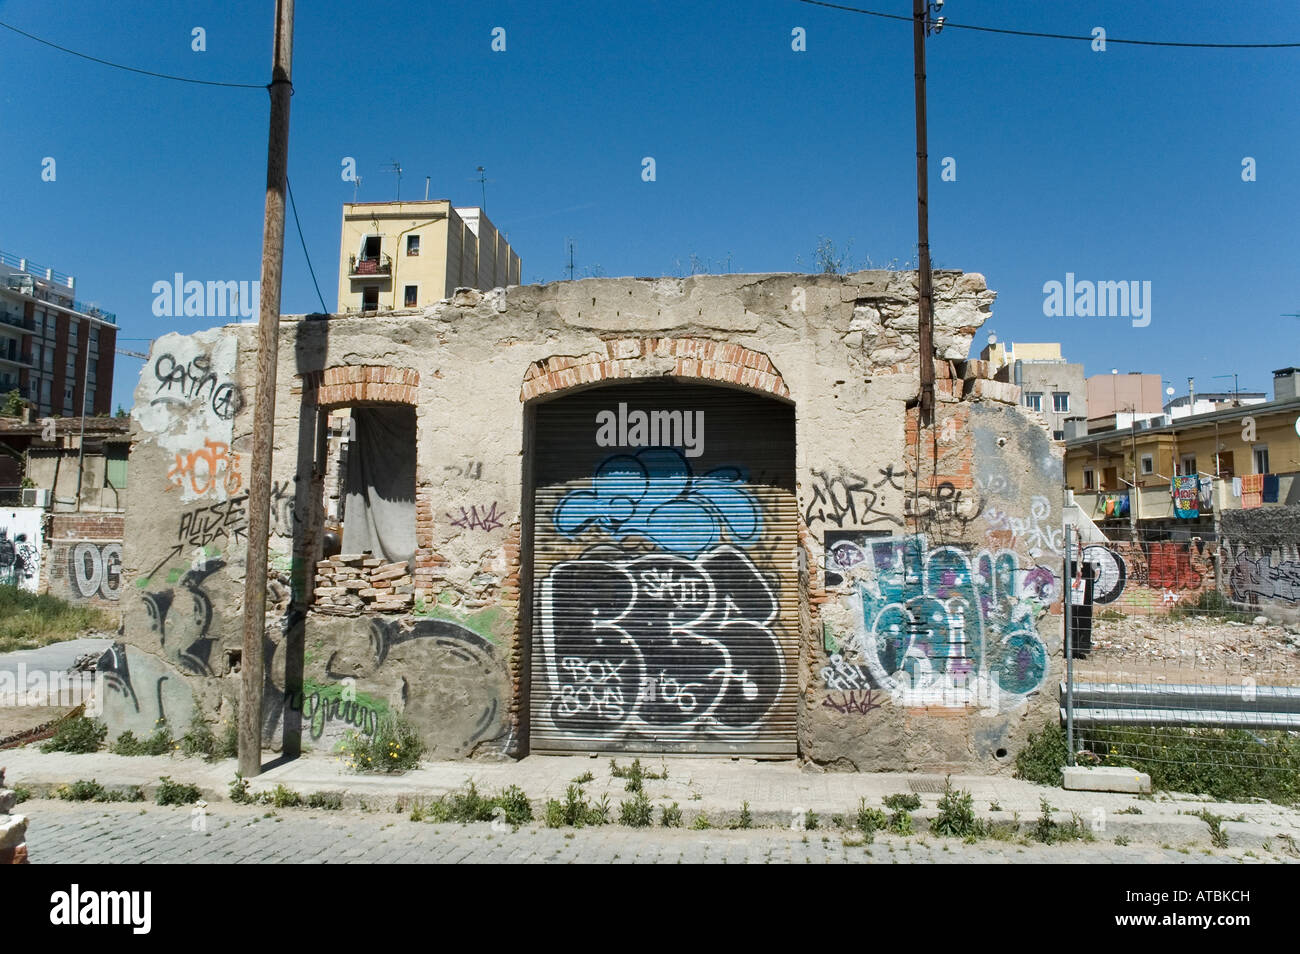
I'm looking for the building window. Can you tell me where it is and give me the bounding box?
[1179,454,1197,476]
[105,446,128,491]
[361,286,379,312]
[1025,392,1043,412]
[1254,445,1270,475]
[1052,429,1064,441]
[360,235,382,261]
[1083,469,1095,490]
[406,235,420,256]
[1053,392,1070,413]
[1140,454,1153,475]
[404,285,418,307]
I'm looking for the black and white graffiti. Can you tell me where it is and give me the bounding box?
[0,526,39,589]
[67,542,123,601]
[1080,544,1127,605]
[540,544,782,740]
[143,561,224,676]
[151,350,244,420]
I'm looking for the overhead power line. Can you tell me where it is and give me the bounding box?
[792,0,1300,48]
[0,19,265,87]
[286,177,330,314]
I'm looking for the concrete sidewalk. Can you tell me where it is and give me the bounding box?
[4,747,1299,852]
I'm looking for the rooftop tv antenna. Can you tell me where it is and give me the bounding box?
[384,159,403,201]
[470,165,489,210]
[565,238,575,281]
[352,174,362,203]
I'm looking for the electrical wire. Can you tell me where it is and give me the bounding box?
[792,0,1300,48]
[0,19,266,87]
[287,177,330,315]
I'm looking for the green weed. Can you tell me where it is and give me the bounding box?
[155,776,202,806]
[40,715,106,754]
[619,792,654,827]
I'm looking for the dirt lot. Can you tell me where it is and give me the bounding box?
[1077,615,1300,685]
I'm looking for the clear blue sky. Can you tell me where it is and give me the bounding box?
[1,0,1297,415]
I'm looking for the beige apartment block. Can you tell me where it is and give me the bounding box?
[337,200,521,313]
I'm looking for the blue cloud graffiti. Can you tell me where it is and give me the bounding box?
[553,448,762,556]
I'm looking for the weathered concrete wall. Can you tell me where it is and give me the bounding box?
[116,329,247,737]
[115,271,1065,772]
[807,399,1065,771]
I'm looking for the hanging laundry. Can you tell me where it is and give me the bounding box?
[1104,497,1115,517]
[1263,474,1280,504]
[1118,494,1131,517]
[1172,475,1200,518]
[1198,476,1213,510]
[1242,473,1264,510]
[1232,477,1242,497]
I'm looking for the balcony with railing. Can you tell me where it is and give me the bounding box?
[0,249,117,324]
[0,339,32,367]
[1072,472,1300,522]
[348,253,392,278]
[0,308,33,332]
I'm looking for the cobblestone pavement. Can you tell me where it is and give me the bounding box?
[21,800,1290,864]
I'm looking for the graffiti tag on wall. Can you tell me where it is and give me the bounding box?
[541,448,784,742]
[0,527,39,590]
[825,534,1051,708]
[984,495,1063,557]
[66,542,123,601]
[804,466,904,529]
[447,502,504,531]
[165,440,242,502]
[1227,545,1300,606]
[151,350,243,421]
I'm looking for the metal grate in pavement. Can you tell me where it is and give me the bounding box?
[908,777,947,794]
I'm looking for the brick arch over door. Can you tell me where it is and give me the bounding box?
[519,338,790,403]
[300,365,420,408]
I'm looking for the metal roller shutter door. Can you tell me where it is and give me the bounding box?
[530,381,798,756]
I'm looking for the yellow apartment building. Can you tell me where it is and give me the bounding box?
[337,200,521,313]
[1065,367,1300,528]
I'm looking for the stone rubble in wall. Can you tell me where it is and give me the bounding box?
[0,769,28,865]
[313,553,414,616]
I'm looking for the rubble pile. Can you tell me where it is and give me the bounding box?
[312,553,414,615]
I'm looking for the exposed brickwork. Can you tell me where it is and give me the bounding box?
[47,513,124,540]
[1100,539,1218,616]
[520,337,790,403]
[301,365,420,407]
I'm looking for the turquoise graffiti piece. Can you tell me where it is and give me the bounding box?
[553,448,763,557]
[856,535,1048,698]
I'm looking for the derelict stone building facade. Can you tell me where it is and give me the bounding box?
[113,271,1065,772]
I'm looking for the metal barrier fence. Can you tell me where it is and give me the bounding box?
[1062,523,1300,787]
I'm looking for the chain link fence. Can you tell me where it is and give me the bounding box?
[1062,524,1300,801]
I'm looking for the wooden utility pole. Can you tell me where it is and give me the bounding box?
[240,0,295,777]
[912,0,935,427]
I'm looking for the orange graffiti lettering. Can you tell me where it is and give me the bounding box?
[165,440,242,498]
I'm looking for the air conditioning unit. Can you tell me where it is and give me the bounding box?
[21,487,50,508]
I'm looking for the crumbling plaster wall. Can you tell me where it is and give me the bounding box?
[116,270,1064,772]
